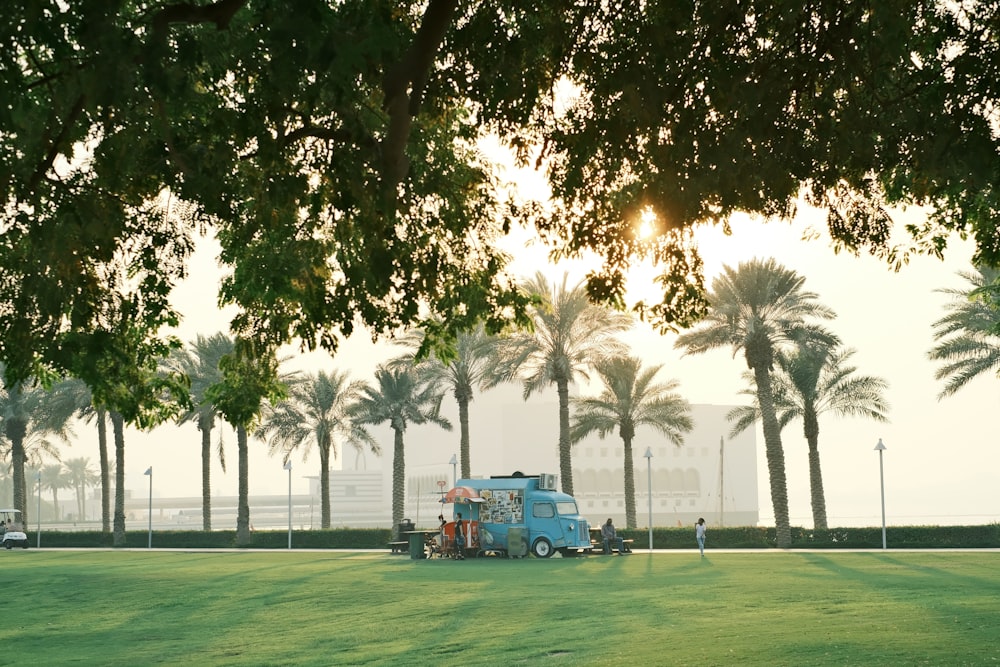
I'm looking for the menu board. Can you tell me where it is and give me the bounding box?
[479,488,524,524]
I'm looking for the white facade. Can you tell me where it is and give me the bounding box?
[346,384,758,530]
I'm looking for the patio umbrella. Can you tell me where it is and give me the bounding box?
[442,486,484,504]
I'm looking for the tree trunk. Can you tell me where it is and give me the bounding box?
[391,428,405,540]
[200,416,213,531]
[803,408,828,530]
[557,379,574,496]
[458,397,471,479]
[752,365,792,548]
[320,435,331,529]
[623,435,637,529]
[111,411,127,547]
[76,482,84,520]
[98,408,110,532]
[5,391,28,525]
[235,425,251,545]
[10,430,27,526]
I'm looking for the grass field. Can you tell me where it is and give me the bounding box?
[2,549,997,666]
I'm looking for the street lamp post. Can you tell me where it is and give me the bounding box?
[143,466,153,549]
[283,461,293,549]
[449,454,458,487]
[875,439,887,550]
[36,470,41,548]
[644,447,653,552]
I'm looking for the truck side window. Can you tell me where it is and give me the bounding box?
[532,502,555,518]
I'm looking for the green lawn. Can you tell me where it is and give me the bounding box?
[2,550,997,666]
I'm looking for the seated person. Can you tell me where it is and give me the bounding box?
[601,518,625,554]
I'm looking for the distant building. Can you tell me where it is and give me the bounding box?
[571,404,758,527]
[373,384,759,530]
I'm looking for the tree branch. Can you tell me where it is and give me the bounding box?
[150,0,249,33]
[29,95,86,190]
[380,0,458,213]
[280,124,376,151]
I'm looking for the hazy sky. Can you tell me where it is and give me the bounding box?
[102,152,1000,530]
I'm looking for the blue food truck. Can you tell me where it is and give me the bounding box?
[448,472,592,558]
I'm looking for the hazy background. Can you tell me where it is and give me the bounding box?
[89,148,999,530]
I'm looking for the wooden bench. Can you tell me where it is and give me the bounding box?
[590,538,634,554]
[388,541,409,554]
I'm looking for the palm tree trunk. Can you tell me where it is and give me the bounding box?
[458,397,471,479]
[752,366,792,548]
[11,434,27,526]
[200,420,212,531]
[319,436,331,529]
[51,490,59,521]
[392,428,405,540]
[98,408,110,532]
[76,482,84,521]
[557,379,574,496]
[236,425,251,545]
[5,387,28,524]
[111,411,127,547]
[803,408,828,530]
[623,436,637,529]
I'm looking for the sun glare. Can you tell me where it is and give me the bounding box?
[637,207,657,239]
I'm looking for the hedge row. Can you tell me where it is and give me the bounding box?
[619,524,1000,549]
[17,523,999,550]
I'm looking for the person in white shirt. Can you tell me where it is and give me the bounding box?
[696,517,707,557]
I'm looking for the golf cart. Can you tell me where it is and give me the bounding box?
[1,509,29,549]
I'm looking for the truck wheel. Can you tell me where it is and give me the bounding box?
[4,542,11,550]
[532,537,553,558]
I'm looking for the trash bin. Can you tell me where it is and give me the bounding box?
[398,519,414,535]
[507,527,528,558]
[409,532,426,560]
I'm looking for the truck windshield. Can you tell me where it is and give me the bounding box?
[556,501,578,515]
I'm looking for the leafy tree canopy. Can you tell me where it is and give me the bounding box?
[2,0,998,392]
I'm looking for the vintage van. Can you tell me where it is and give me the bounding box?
[451,473,591,558]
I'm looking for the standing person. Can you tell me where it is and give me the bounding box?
[601,518,624,554]
[696,517,707,557]
[454,512,466,560]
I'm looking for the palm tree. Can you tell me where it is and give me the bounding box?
[206,340,288,545]
[728,344,889,530]
[64,372,181,546]
[62,379,112,532]
[928,266,1000,397]
[392,323,497,479]
[0,370,76,525]
[40,463,71,521]
[63,457,99,522]
[258,369,379,529]
[675,258,836,548]
[109,410,130,545]
[570,355,693,528]
[491,272,631,496]
[164,333,234,530]
[353,366,452,539]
